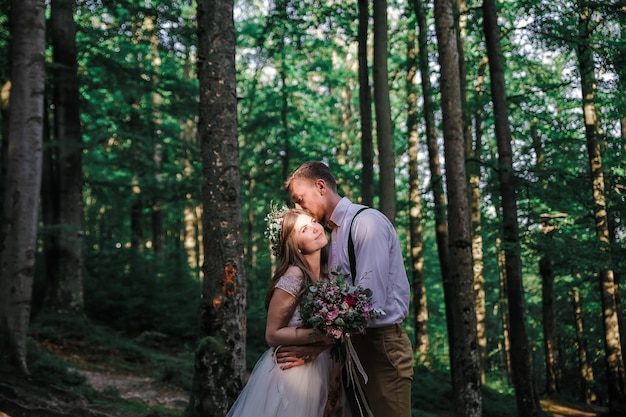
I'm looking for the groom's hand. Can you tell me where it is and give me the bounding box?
[274,344,327,370]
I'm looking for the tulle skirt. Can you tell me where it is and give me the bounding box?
[226,348,333,417]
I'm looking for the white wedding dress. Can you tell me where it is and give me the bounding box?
[225,274,335,417]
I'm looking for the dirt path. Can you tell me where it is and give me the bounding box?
[78,369,189,411]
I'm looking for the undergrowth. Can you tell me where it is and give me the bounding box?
[0,312,195,416]
[411,363,517,417]
[4,313,522,417]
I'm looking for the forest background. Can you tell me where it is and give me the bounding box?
[0,0,624,417]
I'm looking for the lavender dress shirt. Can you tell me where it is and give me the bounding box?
[328,197,410,327]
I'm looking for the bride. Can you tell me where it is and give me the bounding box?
[225,207,344,417]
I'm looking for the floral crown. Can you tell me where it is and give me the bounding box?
[264,202,288,257]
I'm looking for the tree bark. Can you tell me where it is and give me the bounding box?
[576,1,626,412]
[373,0,396,222]
[149,17,164,260]
[44,0,85,314]
[434,0,482,415]
[280,67,290,183]
[358,0,374,207]
[496,236,513,385]
[0,0,46,374]
[535,124,562,395]
[469,56,488,384]
[571,288,597,405]
[482,1,540,414]
[540,253,559,394]
[183,205,202,273]
[130,101,144,259]
[0,80,8,190]
[410,0,453,361]
[187,1,247,416]
[405,7,428,365]
[533,122,564,395]
[616,19,626,358]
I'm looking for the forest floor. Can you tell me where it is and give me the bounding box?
[538,399,608,417]
[0,334,611,417]
[0,331,190,417]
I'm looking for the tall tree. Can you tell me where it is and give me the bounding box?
[571,288,597,404]
[575,0,626,412]
[187,1,247,416]
[453,0,490,383]
[434,0,482,415]
[535,127,562,395]
[146,12,164,262]
[0,0,46,374]
[469,56,489,382]
[482,0,540,414]
[358,0,374,207]
[279,66,290,182]
[539,214,561,394]
[410,0,453,357]
[43,0,84,314]
[496,235,513,384]
[405,4,429,364]
[373,0,396,222]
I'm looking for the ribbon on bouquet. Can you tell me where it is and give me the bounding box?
[343,334,374,417]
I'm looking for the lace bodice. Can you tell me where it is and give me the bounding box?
[275,274,303,328]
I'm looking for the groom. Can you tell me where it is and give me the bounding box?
[275,161,414,417]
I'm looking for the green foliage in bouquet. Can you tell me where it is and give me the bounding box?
[299,269,384,342]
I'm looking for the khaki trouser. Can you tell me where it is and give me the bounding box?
[345,323,414,417]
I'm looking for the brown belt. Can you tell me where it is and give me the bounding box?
[351,323,404,339]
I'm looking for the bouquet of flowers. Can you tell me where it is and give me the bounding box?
[299,269,382,417]
[299,269,384,347]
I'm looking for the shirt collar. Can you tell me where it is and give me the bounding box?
[324,221,336,233]
[328,197,352,230]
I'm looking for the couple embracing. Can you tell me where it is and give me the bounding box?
[226,161,414,417]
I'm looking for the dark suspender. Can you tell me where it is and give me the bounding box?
[348,207,369,284]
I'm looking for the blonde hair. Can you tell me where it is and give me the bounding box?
[264,208,327,309]
[284,161,338,192]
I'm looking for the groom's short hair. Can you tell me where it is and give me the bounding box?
[285,161,337,192]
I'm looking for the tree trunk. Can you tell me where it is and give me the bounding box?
[535,123,562,395]
[130,100,144,259]
[131,181,144,251]
[457,0,489,384]
[151,116,164,259]
[617,19,626,356]
[496,236,513,385]
[571,288,597,405]
[41,105,57,316]
[454,0,470,149]
[0,80,8,190]
[187,1,247,416]
[183,205,202,273]
[434,0,482,415]
[411,0,453,361]
[469,56,489,384]
[576,1,626,410]
[358,0,374,207]
[482,1,540,414]
[280,67,290,183]
[0,0,46,374]
[540,253,559,394]
[373,0,395,222]
[44,0,84,314]
[609,215,625,361]
[405,7,429,365]
[145,14,164,261]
